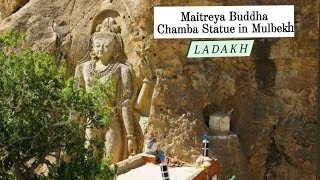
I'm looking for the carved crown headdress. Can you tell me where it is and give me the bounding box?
[95,17,121,34]
[78,17,125,64]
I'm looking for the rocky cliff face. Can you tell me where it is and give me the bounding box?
[0,0,317,179]
[0,0,29,20]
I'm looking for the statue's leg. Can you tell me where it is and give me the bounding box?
[85,125,93,148]
[121,106,138,156]
[105,116,124,163]
[85,126,106,159]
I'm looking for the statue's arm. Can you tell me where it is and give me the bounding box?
[135,56,154,110]
[74,64,85,88]
[120,66,137,153]
[72,64,88,126]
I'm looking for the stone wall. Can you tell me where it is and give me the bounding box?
[0,0,318,179]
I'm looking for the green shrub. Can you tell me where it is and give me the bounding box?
[0,29,117,180]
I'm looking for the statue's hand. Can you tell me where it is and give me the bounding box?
[127,135,138,155]
[139,57,153,80]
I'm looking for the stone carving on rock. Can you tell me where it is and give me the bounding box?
[74,17,140,163]
[134,41,155,116]
[133,41,156,143]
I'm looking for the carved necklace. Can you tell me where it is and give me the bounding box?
[88,59,119,78]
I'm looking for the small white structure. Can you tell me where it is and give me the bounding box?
[160,162,170,180]
[209,111,232,135]
[144,138,157,155]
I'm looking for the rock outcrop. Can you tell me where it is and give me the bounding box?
[0,0,29,20]
[0,0,317,179]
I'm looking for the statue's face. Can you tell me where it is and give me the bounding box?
[92,37,115,62]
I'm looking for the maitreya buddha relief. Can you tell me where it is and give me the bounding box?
[75,17,140,163]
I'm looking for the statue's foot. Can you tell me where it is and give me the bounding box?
[128,153,136,158]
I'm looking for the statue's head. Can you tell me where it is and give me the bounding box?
[90,17,123,63]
